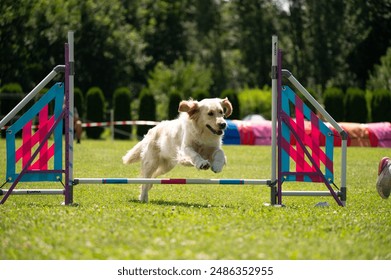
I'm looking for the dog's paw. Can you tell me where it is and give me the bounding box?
[211,162,224,173]
[139,195,148,203]
[211,149,226,173]
[139,191,149,203]
[196,160,210,170]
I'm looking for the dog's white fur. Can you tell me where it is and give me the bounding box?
[122,97,233,202]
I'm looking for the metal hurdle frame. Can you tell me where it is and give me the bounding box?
[1,33,347,207]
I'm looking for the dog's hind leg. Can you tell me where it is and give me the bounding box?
[139,159,176,203]
[138,153,157,202]
[139,163,156,203]
[139,184,152,202]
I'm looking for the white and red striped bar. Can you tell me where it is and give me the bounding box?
[74,178,271,185]
[82,120,160,128]
[1,120,160,130]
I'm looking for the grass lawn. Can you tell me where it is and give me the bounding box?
[0,138,390,260]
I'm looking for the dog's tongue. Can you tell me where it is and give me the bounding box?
[206,124,223,135]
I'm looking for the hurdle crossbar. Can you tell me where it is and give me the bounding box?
[74,178,271,185]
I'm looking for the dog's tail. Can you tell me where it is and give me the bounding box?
[122,141,143,164]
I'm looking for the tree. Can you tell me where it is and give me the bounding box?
[113,87,132,139]
[137,89,156,139]
[297,0,368,89]
[367,47,391,92]
[135,0,188,70]
[85,87,106,139]
[168,92,182,120]
[344,87,367,123]
[192,0,227,96]
[323,87,344,122]
[0,83,23,117]
[347,0,391,88]
[77,0,149,97]
[0,1,35,89]
[232,0,278,87]
[74,88,84,120]
[371,89,391,122]
[286,0,308,81]
[146,59,212,120]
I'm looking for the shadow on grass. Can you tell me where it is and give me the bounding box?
[128,198,232,209]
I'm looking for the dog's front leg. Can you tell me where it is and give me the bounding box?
[184,146,210,170]
[211,149,226,173]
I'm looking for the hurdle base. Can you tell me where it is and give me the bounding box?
[0,189,65,196]
[281,191,342,197]
[263,202,286,208]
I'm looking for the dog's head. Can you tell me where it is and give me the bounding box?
[178,98,233,136]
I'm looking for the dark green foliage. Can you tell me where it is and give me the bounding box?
[221,89,240,120]
[74,88,84,120]
[2,0,391,118]
[344,87,367,123]
[0,83,23,116]
[0,83,23,137]
[168,92,182,120]
[113,87,132,139]
[137,89,156,139]
[371,89,391,122]
[193,89,210,101]
[147,59,212,120]
[323,87,345,122]
[303,88,318,113]
[85,87,106,139]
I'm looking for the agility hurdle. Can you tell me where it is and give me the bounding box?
[271,35,347,206]
[0,33,347,206]
[0,32,74,205]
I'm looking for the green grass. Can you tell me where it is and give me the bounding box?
[0,139,390,260]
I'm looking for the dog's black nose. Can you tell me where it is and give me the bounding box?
[219,122,227,129]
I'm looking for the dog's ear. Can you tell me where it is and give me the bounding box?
[178,100,199,118]
[221,98,233,118]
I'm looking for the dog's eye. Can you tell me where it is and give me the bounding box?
[219,110,223,115]
[208,111,214,116]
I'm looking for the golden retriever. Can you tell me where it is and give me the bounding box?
[122,98,233,202]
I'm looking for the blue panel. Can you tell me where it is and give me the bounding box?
[222,120,241,145]
[219,179,244,184]
[5,133,16,181]
[281,87,292,115]
[5,83,64,182]
[103,178,128,184]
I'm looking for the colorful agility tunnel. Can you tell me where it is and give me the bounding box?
[223,119,391,147]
